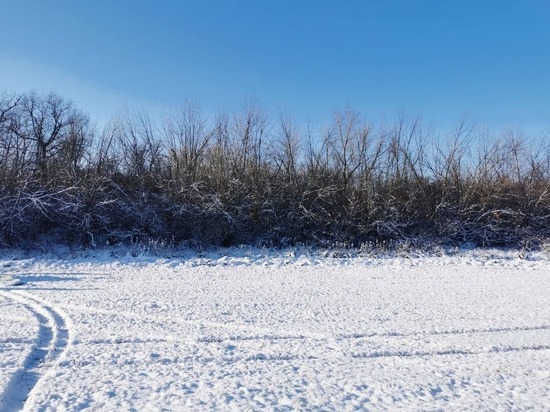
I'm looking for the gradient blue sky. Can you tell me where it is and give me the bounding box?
[1,1,549,130]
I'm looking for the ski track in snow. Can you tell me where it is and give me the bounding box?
[0,290,72,411]
[0,249,549,410]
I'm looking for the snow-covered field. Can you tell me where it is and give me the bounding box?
[1,249,549,411]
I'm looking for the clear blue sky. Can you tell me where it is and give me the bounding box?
[1,0,549,130]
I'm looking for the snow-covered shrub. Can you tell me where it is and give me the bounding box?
[0,91,548,250]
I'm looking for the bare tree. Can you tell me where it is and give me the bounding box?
[12,93,88,179]
[231,100,268,183]
[269,113,301,185]
[163,102,211,185]
[116,109,163,186]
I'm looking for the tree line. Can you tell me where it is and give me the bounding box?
[0,90,549,249]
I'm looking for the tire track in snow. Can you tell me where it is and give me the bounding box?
[71,324,550,348]
[337,324,550,340]
[68,301,550,346]
[0,290,72,411]
[350,344,550,360]
[194,324,550,344]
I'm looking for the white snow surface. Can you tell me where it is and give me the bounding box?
[1,248,549,411]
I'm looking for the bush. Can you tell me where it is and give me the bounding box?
[0,91,549,249]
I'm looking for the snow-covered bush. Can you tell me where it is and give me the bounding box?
[0,91,548,249]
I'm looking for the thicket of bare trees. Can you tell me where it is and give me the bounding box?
[1,90,549,249]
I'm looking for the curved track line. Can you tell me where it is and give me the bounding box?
[0,290,72,412]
